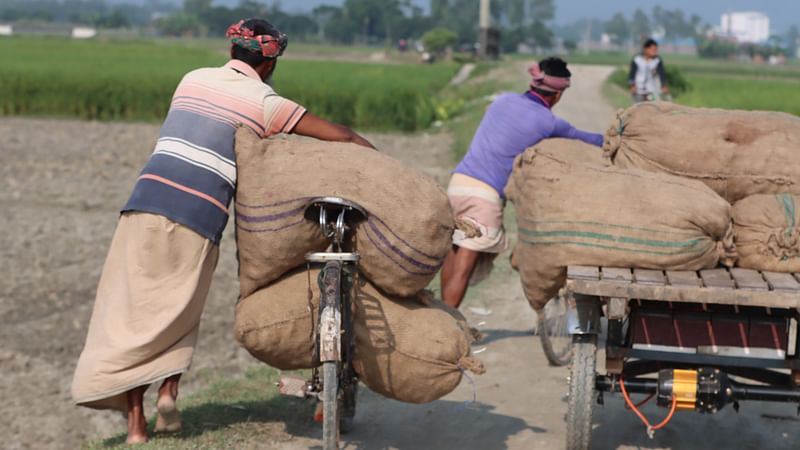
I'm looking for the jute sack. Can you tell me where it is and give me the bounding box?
[234,127,454,298]
[234,268,484,403]
[508,149,736,310]
[733,194,800,272]
[535,138,608,166]
[604,102,800,203]
[505,138,606,203]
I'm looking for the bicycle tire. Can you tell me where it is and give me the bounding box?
[565,334,597,450]
[539,296,573,366]
[322,361,339,450]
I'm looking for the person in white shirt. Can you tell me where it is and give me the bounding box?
[628,39,669,102]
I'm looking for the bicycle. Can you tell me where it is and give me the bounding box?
[278,196,367,450]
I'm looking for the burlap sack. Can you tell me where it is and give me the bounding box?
[604,102,800,203]
[505,139,606,204]
[235,127,454,298]
[733,194,800,272]
[508,149,736,310]
[534,138,608,166]
[234,268,484,403]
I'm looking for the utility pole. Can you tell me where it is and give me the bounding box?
[478,0,499,59]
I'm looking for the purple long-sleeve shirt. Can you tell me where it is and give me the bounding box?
[454,91,604,198]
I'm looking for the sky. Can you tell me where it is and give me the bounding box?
[120,0,800,32]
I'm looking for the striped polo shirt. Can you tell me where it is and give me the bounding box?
[123,60,306,243]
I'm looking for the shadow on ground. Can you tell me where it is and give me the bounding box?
[339,391,547,450]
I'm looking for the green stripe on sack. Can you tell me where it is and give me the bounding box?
[519,237,709,257]
[518,227,703,249]
[518,218,700,236]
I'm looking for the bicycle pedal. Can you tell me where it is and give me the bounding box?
[277,376,309,398]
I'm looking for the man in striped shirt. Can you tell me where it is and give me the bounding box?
[71,18,374,444]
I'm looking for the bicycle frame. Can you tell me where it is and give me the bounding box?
[305,197,366,450]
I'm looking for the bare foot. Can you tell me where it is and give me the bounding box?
[154,374,182,433]
[154,394,182,433]
[126,386,149,444]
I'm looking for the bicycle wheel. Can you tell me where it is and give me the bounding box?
[539,294,573,366]
[322,361,339,450]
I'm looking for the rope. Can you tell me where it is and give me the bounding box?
[452,366,478,410]
[620,376,678,439]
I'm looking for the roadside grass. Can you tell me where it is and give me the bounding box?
[678,75,800,115]
[441,62,521,160]
[602,76,631,110]
[83,366,315,450]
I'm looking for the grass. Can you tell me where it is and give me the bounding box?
[589,51,800,115]
[0,36,459,131]
[605,65,800,115]
[83,366,315,450]
[440,62,521,160]
[678,75,800,115]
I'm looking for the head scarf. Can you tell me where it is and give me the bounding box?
[528,62,571,93]
[226,19,287,58]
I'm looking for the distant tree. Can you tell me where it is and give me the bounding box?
[651,7,698,45]
[158,12,205,37]
[563,39,577,53]
[787,25,799,59]
[431,0,480,45]
[630,8,651,43]
[696,37,738,60]
[422,27,456,55]
[498,0,555,50]
[604,12,629,46]
[96,9,131,28]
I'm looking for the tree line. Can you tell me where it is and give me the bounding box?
[602,7,798,59]
[1,0,797,59]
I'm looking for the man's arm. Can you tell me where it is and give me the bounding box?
[551,117,604,147]
[628,59,638,94]
[292,112,375,149]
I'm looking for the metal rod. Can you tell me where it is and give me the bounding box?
[729,380,800,402]
[596,376,658,394]
[597,375,800,403]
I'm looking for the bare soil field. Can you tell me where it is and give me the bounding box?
[3,64,799,450]
[0,117,451,450]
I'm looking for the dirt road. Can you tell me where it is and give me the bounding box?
[3,63,799,450]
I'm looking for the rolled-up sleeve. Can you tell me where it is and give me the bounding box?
[551,117,604,147]
[263,94,307,137]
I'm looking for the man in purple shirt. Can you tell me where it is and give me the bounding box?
[441,57,603,308]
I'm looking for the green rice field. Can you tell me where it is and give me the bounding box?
[0,37,459,131]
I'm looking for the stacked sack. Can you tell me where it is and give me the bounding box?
[507,141,735,310]
[604,102,800,203]
[603,102,800,275]
[232,127,484,403]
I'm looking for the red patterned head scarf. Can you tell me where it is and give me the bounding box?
[528,62,571,93]
[226,19,287,58]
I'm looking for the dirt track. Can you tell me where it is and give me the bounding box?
[4,63,800,450]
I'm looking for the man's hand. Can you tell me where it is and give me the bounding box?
[292,112,376,150]
[629,84,637,94]
[661,86,670,94]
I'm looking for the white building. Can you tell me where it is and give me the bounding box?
[0,24,12,36]
[72,27,97,39]
[720,11,770,44]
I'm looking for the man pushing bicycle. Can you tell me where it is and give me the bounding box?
[71,17,373,445]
